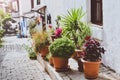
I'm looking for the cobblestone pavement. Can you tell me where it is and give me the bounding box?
[0,36,51,80]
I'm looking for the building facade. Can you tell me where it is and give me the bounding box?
[9,0,120,73]
[41,0,120,73]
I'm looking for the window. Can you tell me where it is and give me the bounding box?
[37,0,40,5]
[12,0,19,12]
[91,0,103,25]
[31,0,34,8]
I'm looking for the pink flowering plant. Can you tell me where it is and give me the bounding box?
[54,27,62,38]
[83,36,105,61]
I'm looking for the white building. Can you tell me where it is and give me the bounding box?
[38,0,120,73]
[10,0,120,73]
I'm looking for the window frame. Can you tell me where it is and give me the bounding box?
[91,0,103,26]
[37,0,40,5]
[31,0,34,9]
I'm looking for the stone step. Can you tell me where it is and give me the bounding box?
[37,54,120,80]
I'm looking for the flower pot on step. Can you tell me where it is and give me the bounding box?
[40,46,49,58]
[81,58,101,79]
[49,57,54,66]
[52,57,69,72]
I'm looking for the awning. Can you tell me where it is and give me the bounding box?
[31,4,46,12]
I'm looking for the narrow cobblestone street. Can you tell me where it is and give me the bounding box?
[0,36,51,80]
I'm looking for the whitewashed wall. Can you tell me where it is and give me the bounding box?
[42,0,120,73]
[19,0,31,14]
[102,0,120,73]
[44,0,87,28]
[44,0,64,28]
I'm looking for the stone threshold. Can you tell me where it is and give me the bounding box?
[37,54,120,80]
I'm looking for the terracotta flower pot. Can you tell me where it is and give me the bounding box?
[52,57,69,72]
[40,46,49,58]
[81,58,101,79]
[49,57,53,66]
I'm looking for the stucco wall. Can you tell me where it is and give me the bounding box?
[44,0,87,28]
[19,0,31,15]
[102,0,120,73]
[42,0,120,73]
[44,0,64,28]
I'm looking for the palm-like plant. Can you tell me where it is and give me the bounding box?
[61,8,91,49]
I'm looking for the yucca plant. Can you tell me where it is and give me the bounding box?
[61,8,91,49]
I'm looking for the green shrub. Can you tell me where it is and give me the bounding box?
[49,37,75,58]
[0,29,5,47]
[23,44,37,60]
[0,29,5,38]
[29,21,37,36]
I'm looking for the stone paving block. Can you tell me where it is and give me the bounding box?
[62,76,71,80]
[0,37,52,80]
[59,72,67,77]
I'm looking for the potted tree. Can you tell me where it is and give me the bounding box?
[61,8,91,49]
[49,37,75,72]
[81,36,105,79]
[61,8,91,71]
[33,31,50,58]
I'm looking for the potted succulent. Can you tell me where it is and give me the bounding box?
[81,36,105,79]
[49,37,75,71]
[33,31,50,58]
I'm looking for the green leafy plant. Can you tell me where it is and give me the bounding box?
[0,29,5,47]
[55,15,61,28]
[0,29,5,38]
[23,44,37,60]
[29,21,37,36]
[61,8,91,49]
[33,31,50,52]
[83,36,105,61]
[0,8,11,27]
[49,37,75,58]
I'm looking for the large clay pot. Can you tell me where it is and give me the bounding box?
[52,57,69,72]
[81,58,101,79]
[40,46,49,58]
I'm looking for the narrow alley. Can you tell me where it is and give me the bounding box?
[1,0,120,80]
[0,36,51,80]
